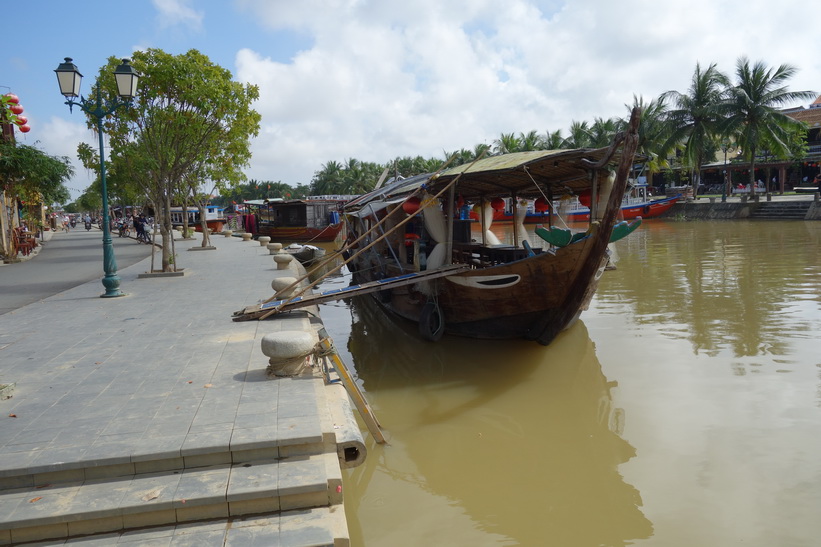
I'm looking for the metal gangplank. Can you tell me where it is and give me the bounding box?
[232,264,470,321]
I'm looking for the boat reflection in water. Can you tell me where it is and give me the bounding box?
[332,292,654,546]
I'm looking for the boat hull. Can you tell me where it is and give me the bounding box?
[253,222,344,242]
[352,232,609,343]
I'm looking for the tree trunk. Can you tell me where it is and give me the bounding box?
[198,202,211,247]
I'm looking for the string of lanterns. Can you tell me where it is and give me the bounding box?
[2,93,31,133]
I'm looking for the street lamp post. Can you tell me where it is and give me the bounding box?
[54,57,139,298]
[721,140,730,203]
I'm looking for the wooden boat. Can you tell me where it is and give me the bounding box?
[241,196,353,242]
[234,109,642,345]
[170,205,226,232]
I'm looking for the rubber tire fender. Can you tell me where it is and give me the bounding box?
[419,301,445,342]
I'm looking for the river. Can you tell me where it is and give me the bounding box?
[316,219,821,546]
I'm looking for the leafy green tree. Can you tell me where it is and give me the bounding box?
[98,48,260,271]
[0,142,73,204]
[661,62,729,198]
[718,57,816,196]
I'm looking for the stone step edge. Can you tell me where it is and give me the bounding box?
[11,505,351,547]
[0,429,334,491]
[0,453,343,544]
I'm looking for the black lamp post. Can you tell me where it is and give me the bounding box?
[54,57,139,298]
[720,140,730,203]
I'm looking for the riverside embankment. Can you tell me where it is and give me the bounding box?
[658,192,821,220]
[0,230,361,545]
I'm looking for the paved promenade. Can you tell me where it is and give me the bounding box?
[0,232,357,545]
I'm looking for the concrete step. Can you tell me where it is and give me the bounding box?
[0,377,330,492]
[12,506,349,546]
[750,202,811,219]
[0,453,343,545]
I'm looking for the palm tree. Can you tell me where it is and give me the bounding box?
[718,57,816,197]
[564,121,591,149]
[626,94,671,182]
[517,130,541,151]
[589,117,620,147]
[493,132,520,155]
[541,129,564,150]
[661,62,729,199]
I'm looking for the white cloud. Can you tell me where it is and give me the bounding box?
[151,0,203,30]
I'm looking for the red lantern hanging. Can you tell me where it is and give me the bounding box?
[534,197,549,212]
[19,124,31,133]
[490,197,505,211]
[402,196,421,215]
[577,190,592,207]
[4,93,19,104]
[14,115,27,126]
[10,104,24,115]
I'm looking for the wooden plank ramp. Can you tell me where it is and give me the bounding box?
[232,264,470,321]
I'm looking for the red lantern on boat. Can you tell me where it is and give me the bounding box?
[403,196,421,215]
[578,190,592,207]
[19,124,31,133]
[4,94,19,104]
[534,197,549,212]
[491,197,505,211]
[14,115,28,126]
[10,104,24,115]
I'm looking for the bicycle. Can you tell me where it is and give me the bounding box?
[136,230,152,244]
[117,222,131,238]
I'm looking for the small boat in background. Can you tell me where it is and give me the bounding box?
[485,181,680,223]
[170,205,226,232]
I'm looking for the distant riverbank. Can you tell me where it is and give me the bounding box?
[659,193,821,220]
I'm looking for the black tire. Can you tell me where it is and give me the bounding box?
[418,301,445,342]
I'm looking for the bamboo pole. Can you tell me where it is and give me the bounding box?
[256,153,485,320]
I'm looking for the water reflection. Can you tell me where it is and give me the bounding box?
[340,295,653,546]
[597,221,821,359]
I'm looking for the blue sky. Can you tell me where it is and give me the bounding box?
[3,0,819,201]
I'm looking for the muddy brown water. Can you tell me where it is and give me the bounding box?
[315,220,821,546]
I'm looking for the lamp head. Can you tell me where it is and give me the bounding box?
[55,57,83,98]
[113,58,140,99]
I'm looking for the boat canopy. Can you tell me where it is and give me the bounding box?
[432,148,638,200]
[346,146,644,212]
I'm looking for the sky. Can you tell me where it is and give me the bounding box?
[2,0,819,202]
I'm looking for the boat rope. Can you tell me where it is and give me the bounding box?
[523,165,571,230]
[256,151,487,321]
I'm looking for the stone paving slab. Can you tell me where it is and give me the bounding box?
[0,233,352,544]
[0,236,323,478]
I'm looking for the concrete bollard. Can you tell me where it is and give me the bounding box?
[260,331,316,377]
[258,236,271,247]
[273,253,294,271]
[223,230,233,237]
[267,242,283,255]
[241,233,253,241]
[271,276,298,297]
